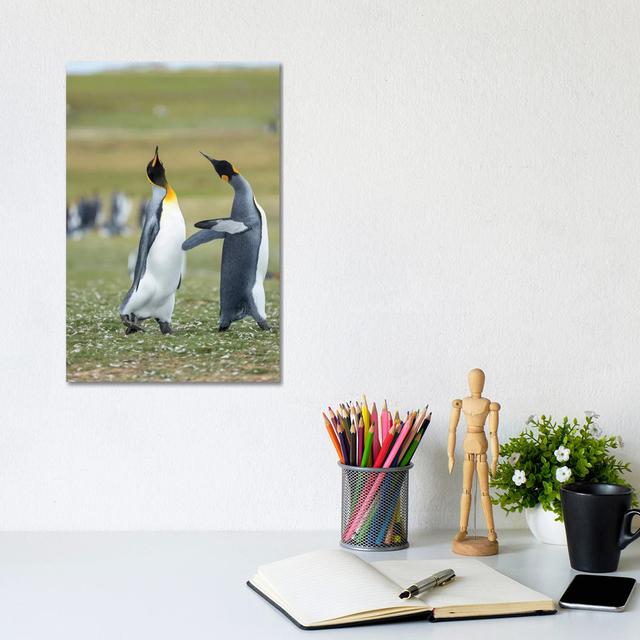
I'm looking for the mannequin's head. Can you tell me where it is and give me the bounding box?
[468,368,485,397]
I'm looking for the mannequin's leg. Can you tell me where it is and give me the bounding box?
[477,453,497,542]
[454,454,475,541]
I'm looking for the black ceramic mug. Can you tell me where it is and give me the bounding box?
[560,483,640,572]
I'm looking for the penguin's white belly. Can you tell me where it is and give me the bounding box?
[250,199,269,319]
[147,226,184,294]
[128,206,185,317]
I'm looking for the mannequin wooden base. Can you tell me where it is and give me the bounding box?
[452,535,499,556]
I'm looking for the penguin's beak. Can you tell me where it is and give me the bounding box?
[200,151,216,163]
[151,146,159,167]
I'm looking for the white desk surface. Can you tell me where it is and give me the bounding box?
[0,529,637,639]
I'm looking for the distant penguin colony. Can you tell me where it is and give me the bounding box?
[119,147,186,334]
[183,152,270,331]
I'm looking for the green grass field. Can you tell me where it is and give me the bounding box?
[66,66,280,383]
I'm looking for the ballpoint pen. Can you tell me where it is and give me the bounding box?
[398,569,456,599]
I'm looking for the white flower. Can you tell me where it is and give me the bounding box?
[554,446,570,462]
[556,466,572,482]
[588,423,603,438]
[512,470,526,486]
[585,411,600,419]
[508,452,521,465]
[525,415,536,426]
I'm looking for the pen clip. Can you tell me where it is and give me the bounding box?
[437,572,456,587]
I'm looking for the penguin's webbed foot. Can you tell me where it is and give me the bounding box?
[121,314,145,335]
[257,319,271,331]
[156,319,173,335]
[125,323,145,334]
[218,324,230,332]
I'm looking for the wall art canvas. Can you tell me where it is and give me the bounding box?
[66,62,280,383]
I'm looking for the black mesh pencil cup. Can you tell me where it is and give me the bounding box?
[339,463,413,551]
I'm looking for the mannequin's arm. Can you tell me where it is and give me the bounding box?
[489,402,500,477]
[448,400,462,473]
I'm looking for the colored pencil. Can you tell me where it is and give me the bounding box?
[361,395,370,432]
[328,406,340,433]
[349,419,357,466]
[325,410,338,437]
[336,422,350,465]
[382,412,415,465]
[340,406,353,462]
[379,500,401,545]
[350,404,358,436]
[371,402,380,460]
[400,412,431,464]
[360,400,374,466]
[356,417,364,465]
[399,432,422,467]
[381,400,390,442]
[396,407,426,464]
[323,412,344,463]
[330,406,348,460]
[374,474,403,544]
[373,422,396,467]
[399,411,431,466]
[360,424,375,468]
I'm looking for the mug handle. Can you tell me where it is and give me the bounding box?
[618,509,640,550]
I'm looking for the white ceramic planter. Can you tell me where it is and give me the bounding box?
[524,504,567,545]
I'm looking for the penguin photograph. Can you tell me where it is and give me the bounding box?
[66,63,281,383]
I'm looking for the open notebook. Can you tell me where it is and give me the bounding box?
[248,550,556,629]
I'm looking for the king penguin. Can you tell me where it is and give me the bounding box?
[182,153,270,331]
[119,147,186,334]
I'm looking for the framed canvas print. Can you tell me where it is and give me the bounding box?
[66,62,280,383]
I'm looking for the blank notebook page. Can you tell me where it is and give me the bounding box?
[255,550,421,624]
[372,559,551,609]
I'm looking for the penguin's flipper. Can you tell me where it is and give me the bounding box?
[194,218,249,234]
[121,215,160,310]
[182,229,225,250]
[182,219,249,251]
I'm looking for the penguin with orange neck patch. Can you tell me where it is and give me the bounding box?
[183,153,270,331]
[120,147,186,334]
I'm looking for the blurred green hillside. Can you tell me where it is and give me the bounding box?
[66,66,280,383]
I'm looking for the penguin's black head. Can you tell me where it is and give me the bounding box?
[200,152,238,183]
[146,146,167,187]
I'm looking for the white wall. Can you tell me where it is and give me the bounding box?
[1,1,639,531]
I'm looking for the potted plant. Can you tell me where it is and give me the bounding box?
[490,412,635,545]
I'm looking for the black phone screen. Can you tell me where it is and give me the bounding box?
[560,575,636,609]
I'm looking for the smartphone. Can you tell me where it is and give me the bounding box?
[559,574,636,612]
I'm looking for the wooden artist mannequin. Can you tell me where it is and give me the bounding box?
[448,368,500,556]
